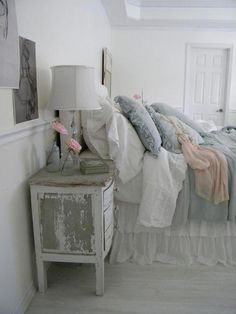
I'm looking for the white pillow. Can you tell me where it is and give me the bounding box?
[82,95,145,183]
[82,127,109,158]
[108,112,145,184]
[195,119,218,132]
[81,96,119,158]
[95,83,109,99]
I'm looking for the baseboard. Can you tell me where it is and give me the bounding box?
[14,280,36,314]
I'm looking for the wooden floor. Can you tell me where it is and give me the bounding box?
[26,262,236,314]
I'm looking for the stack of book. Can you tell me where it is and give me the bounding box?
[80,159,109,175]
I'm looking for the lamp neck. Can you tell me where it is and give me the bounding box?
[70,111,77,139]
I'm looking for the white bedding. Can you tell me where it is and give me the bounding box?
[111,148,236,266]
[108,112,145,184]
[110,201,236,266]
[115,148,187,228]
[115,172,142,204]
[138,149,187,228]
[80,92,236,266]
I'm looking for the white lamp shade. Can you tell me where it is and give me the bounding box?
[50,65,101,111]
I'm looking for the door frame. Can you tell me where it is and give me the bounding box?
[183,43,233,126]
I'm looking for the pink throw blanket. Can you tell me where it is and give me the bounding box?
[178,133,229,204]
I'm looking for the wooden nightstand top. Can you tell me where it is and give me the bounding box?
[29,159,117,187]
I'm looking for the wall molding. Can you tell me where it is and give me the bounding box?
[0,120,50,146]
[102,0,236,30]
[127,0,236,8]
[14,280,36,314]
[111,20,236,31]
[170,107,236,114]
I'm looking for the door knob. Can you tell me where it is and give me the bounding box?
[216,108,223,113]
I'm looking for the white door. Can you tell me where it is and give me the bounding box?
[186,47,229,126]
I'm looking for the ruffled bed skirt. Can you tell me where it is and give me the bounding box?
[109,201,236,266]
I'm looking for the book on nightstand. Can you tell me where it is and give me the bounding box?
[80,159,109,175]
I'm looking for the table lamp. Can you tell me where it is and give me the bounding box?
[50,65,101,139]
[49,65,101,174]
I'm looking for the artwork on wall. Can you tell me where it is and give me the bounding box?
[102,48,112,97]
[0,0,20,88]
[13,36,38,123]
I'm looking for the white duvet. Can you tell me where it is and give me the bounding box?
[138,148,187,228]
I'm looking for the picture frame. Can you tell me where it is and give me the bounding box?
[102,48,112,97]
[13,36,38,124]
[0,0,20,88]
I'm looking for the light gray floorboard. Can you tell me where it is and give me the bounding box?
[26,262,236,314]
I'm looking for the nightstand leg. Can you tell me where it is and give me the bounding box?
[95,259,104,296]
[36,257,47,293]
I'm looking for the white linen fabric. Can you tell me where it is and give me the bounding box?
[82,94,145,184]
[108,112,145,184]
[110,201,236,266]
[114,172,142,204]
[95,83,109,98]
[195,119,218,132]
[82,95,119,158]
[138,149,187,228]
[82,127,108,157]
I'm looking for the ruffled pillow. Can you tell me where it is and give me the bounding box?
[146,105,204,154]
[151,102,204,134]
[115,96,162,158]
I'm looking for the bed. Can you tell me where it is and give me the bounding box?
[81,86,236,266]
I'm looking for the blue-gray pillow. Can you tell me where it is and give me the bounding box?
[146,105,204,154]
[114,96,162,157]
[151,102,204,134]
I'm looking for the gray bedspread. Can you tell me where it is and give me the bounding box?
[172,128,236,225]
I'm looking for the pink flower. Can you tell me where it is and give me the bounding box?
[66,138,82,153]
[51,120,68,135]
[133,94,142,100]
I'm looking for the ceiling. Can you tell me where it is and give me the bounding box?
[101,0,236,30]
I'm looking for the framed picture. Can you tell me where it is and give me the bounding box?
[13,36,38,124]
[0,0,20,88]
[102,48,112,97]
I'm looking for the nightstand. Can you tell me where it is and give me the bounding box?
[29,161,116,296]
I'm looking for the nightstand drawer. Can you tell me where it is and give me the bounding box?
[103,181,114,211]
[104,204,113,232]
[39,192,95,255]
[104,223,113,251]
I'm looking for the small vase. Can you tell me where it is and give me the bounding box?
[46,141,60,172]
[60,150,79,176]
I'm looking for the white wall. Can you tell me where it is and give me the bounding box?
[111,29,236,121]
[0,1,111,313]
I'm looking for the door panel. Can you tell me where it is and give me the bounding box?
[194,72,205,104]
[210,72,221,105]
[187,47,228,126]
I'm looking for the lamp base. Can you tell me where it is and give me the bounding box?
[70,110,77,140]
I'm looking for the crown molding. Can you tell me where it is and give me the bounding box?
[127,0,236,8]
[111,19,236,31]
[102,0,236,30]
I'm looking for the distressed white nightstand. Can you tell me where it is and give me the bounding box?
[29,161,116,296]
